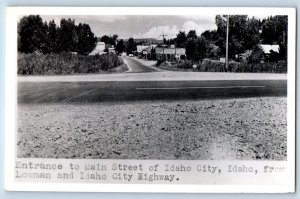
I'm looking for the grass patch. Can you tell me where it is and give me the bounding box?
[18,52,124,75]
[156,59,287,73]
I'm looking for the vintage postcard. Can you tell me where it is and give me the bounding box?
[4,7,296,193]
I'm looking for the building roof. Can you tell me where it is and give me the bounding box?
[89,42,106,55]
[137,45,150,52]
[259,44,280,54]
[155,47,185,55]
[95,42,105,50]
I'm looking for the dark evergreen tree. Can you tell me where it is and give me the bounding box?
[126,37,136,55]
[186,36,209,62]
[18,15,48,53]
[187,30,197,39]
[215,15,248,58]
[101,35,111,44]
[116,39,125,54]
[175,31,187,48]
[195,36,209,61]
[261,15,287,45]
[185,38,198,61]
[76,23,97,55]
[47,20,59,53]
[244,17,260,50]
[247,44,264,63]
[57,18,78,52]
[110,34,118,46]
[261,15,287,61]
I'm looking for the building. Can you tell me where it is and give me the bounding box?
[155,47,186,61]
[108,47,116,54]
[259,44,280,62]
[259,44,280,57]
[259,44,280,54]
[235,44,280,62]
[89,42,106,55]
[136,44,159,59]
[235,50,252,61]
[137,45,150,53]
[136,44,150,58]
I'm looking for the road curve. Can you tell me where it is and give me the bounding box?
[122,57,160,73]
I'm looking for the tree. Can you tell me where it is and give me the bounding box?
[163,38,167,45]
[40,21,50,53]
[185,38,198,61]
[215,15,248,58]
[101,35,111,44]
[165,38,175,45]
[206,44,221,59]
[116,39,125,54]
[186,36,209,62]
[244,17,260,50]
[261,15,287,61]
[278,43,287,61]
[126,37,136,55]
[76,23,97,55]
[175,31,187,48]
[18,15,48,53]
[261,16,287,45]
[150,47,156,60]
[187,30,197,39]
[195,36,209,61]
[47,20,59,53]
[201,30,222,58]
[247,44,264,63]
[201,30,219,42]
[18,15,98,55]
[110,34,118,46]
[57,18,78,52]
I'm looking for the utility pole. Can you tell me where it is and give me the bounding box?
[174,44,176,62]
[160,34,167,61]
[225,15,229,72]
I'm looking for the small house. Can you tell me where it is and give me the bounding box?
[155,47,186,61]
[89,42,106,55]
[259,44,280,55]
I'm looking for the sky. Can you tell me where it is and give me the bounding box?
[39,15,270,39]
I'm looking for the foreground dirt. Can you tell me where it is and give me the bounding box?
[17,97,287,160]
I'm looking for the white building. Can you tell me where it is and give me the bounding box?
[259,44,280,54]
[136,45,150,53]
[89,42,106,55]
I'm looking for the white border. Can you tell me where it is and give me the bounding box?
[4,7,296,193]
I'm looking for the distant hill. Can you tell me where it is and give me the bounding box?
[96,37,162,44]
[132,38,162,44]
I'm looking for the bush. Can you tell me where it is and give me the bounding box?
[247,61,287,73]
[247,45,264,64]
[156,59,163,66]
[194,59,286,73]
[200,59,226,72]
[176,60,193,69]
[18,52,123,75]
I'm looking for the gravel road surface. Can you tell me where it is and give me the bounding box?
[17,97,287,160]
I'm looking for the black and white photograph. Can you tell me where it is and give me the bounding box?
[16,13,289,160]
[4,7,296,193]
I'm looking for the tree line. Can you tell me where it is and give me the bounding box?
[18,14,287,63]
[18,15,97,56]
[168,15,287,63]
[98,35,136,55]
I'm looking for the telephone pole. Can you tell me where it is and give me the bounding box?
[160,34,167,61]
[225,15,229,72]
